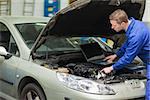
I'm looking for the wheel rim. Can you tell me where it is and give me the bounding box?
[25,90,40,100]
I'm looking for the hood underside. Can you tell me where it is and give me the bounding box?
[43,0,145,36]
[31,0,145,53]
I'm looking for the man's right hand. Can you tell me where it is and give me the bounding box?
[101,66,113,74]
[104,54,117,63]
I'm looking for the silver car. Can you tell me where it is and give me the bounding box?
[0,0,148,100]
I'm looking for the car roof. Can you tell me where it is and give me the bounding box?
[0,16,50,24]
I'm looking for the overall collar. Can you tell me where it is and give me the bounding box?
[126,17,135,37]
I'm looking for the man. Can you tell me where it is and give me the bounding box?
[101,9,150,99]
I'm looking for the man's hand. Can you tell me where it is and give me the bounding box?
[101,66,113,74]
[104,54,117,63]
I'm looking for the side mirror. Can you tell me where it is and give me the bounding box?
[0,46,8,56]
[0,46,7,63]
[0,46,12,60]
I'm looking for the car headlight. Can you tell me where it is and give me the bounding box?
[57,72,115,95]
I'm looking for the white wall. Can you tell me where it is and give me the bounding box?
[11,0,69,16]
[143,0,150,22]
[11,0,44,16]
[60,0,69,9]
[34,0,44,16]
[11,0,24,16]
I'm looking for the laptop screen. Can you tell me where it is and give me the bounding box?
[80,42,105,61]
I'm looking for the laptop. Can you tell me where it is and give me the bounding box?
[80,42,113,66]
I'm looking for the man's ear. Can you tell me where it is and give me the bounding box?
[121,22,126,28]
[121,22,125,25]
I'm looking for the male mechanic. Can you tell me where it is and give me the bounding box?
[101,9,150,99]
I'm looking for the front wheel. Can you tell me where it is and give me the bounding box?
[19,83,46,100]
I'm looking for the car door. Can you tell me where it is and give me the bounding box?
[0,22,20,98]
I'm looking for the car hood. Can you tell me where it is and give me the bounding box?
[31,0,145,53]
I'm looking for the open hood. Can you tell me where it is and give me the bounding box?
[31,0,145,53]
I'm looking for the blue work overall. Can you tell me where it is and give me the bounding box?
[147,64,150,100]
[112,18,150,99]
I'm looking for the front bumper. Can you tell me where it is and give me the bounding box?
[44,79,146,100]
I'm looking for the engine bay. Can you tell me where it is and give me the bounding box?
[38,50,146,84]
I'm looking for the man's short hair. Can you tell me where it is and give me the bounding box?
[109,9,128,24]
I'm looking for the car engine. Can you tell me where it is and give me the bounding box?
[39,51,146,84]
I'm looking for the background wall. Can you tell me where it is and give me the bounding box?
[10,0,150,22]
[143,0,150,22]
[11,0,23,16]
[11,0,68,16]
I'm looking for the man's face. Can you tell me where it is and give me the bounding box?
[110,20,124,32]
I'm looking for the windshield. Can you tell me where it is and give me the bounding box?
[35,36,81,54]
[34,36,113,56]
[15,23,46,48]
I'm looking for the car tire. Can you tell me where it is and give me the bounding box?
[19,83,46,100]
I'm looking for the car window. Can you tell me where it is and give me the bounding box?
[35,36,113,55]
[0,22,19,56]
[15,23,46,49]
[36,36,80,53]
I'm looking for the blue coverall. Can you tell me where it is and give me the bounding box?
[112,18,150,99]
